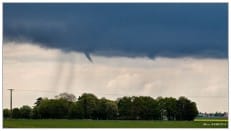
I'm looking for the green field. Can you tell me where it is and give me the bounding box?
[3,119,228,128]
[195,117,228,122]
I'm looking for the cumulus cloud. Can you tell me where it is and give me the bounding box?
[3,42,228,113]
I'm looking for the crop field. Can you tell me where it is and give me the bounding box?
[3,118,228,128]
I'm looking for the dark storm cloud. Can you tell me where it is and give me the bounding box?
[3,3,228,59]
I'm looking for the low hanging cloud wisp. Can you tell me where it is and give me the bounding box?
[3,3,228,60]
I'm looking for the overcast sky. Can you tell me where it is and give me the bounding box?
[3,3,228,113]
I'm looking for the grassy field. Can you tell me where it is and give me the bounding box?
[3,119,228,128]
[194,117,228,122]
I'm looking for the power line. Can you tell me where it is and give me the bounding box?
[6,88,228,99]
[15,89,59,93]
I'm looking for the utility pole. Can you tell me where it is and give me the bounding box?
[8,89,14,117]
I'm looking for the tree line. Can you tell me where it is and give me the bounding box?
[3,92,199,120]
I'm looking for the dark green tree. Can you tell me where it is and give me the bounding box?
[164,97,178,120]
[117,97,133,119]
[55,92,76,102]
[12,108,21,119]
[93,98,118,120]
[176,96,199,120]
[6,92,199,121]
[3,108,11,119]
[68,102,84,119]
[31,106,41,119]
[186,101,199,120]
[20,105,32,119]
[34,97,43,106]
[132,96,160,120]
[38,99,69,118]
[104,100,118,119]
[78,93,98,119]
[157,97,167,120]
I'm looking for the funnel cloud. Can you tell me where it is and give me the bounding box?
[3,3,228,60]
